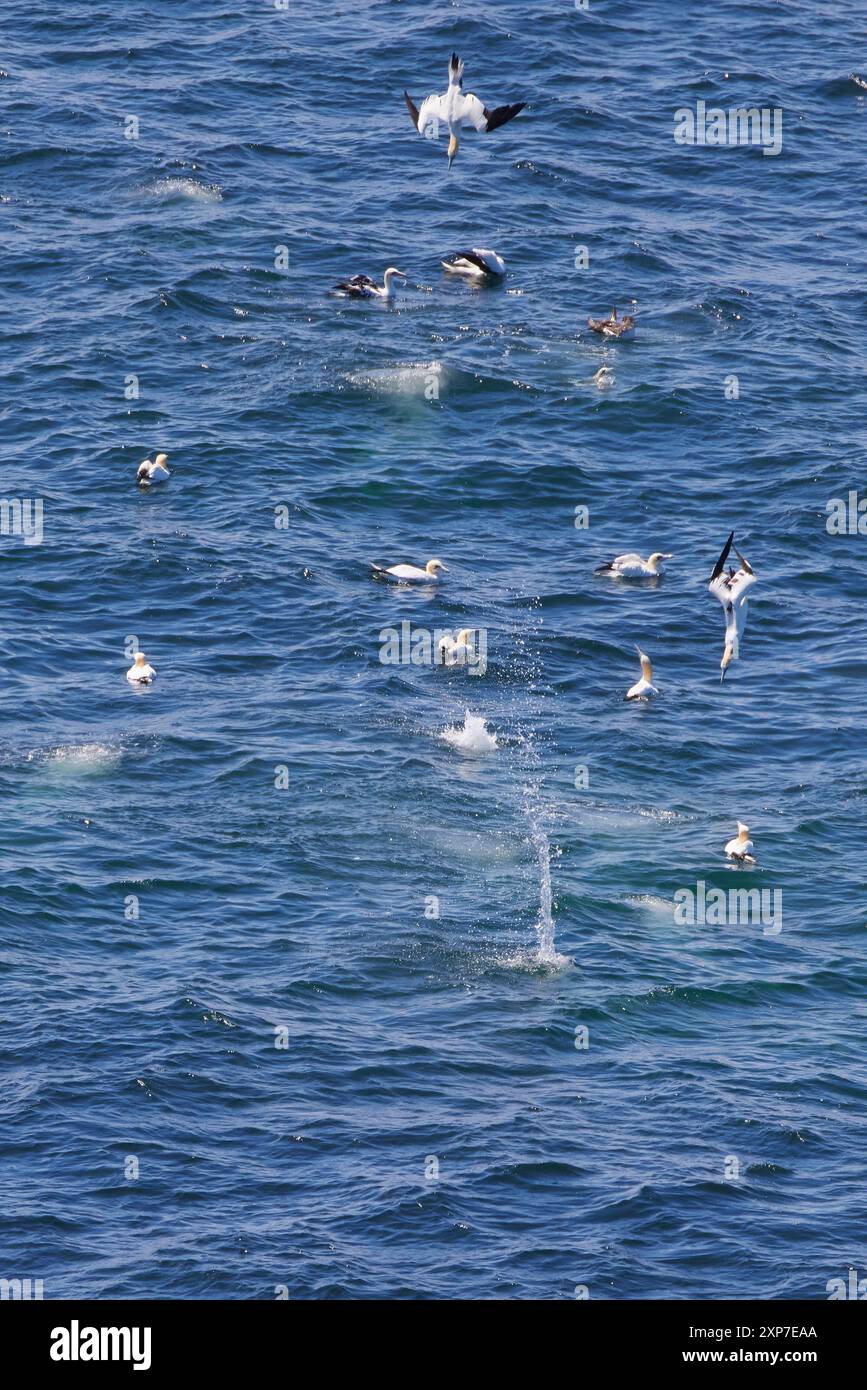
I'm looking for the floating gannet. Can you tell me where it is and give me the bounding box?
[334,268,407,300]
[441,248,506,279]
[126,651,156,683]
[725,821,756,863]
[437,628,474,666]
[372,558,448,582]
[592,365,614,389]
[852,74,867,90]
[596,551,672,579]
[405,53,526,169]
[588,308,636,340]
[708,531,757,681]
[137,453,170,486]
[626,646,658,700]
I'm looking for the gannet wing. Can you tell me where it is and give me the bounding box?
[456,91,526,132]
[612,552,643,566]
[410,92,449,134]
[709,531,734,583]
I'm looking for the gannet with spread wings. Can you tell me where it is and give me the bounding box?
[708,531,757,681]
[404,53,526,169]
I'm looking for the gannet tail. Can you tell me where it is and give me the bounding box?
[449,52,464,86]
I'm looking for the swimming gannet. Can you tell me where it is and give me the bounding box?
[372,558,448,582]
[441,248,506,279]
[405,53,526,169]
[708,531,757,681]
[126,651,156,683]
[596,551,672,579]
[588,308,637,340]
[592,365,615,389]
[626,646,658,700]
[334,268,407,300]
[137,453,170,486]
[725,821,756,863]
[437,628,473,666]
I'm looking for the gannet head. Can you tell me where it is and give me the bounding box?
[154,453,168,467]
[634,644,652,680]
[648,552,673,571]
[720,642,734,681]
[455,629,472,646]
[133,652,147,667]
[384,268,407,283]
[426,559,448,576]
[447,133,459,169]
[737,821,750,839]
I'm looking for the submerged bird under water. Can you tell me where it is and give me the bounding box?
[588,308,637,339]
[725,821,756,863]
[626,646,659,700]
[334,268,407,300]
[597,551,672,578]
[372,558,448,582]
[405,53,526,169]
[708,531,757,681]
[137,453,170,486]
[441,248,506,279]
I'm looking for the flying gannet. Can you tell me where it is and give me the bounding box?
[626,646,658,700]
[708,531,757,681]
[588,308,637,340]
[334,268,407,300]
[437,628,474,666]
[596,551,672,579]
[405,53,526,169]
[137,453,170,486]
[372,558,448,582]
[441,248,506,279]
[126,651,156,683]
[725,821,756,863]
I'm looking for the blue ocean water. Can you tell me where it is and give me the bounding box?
[2,0,866,1300]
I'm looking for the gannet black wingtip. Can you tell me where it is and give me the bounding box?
[710,530,735,581]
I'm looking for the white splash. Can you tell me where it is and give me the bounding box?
[441,710,497,755]
[527,818,570,967]
[143,177,223,202]
[347,361,443,394]
[27,744,122,776]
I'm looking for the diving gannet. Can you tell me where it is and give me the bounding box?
[596,551,672,579]
[626,646,658,700]
[334,268,407,300]
[441,248,506,279]
[725,821,756,863]
[137,453,170,486]
[437,628,474,666]
[405,53,526,169]
[708,531,757,681]
[372,558,448,582]
[588,308,636,340]
[126,652,156,683]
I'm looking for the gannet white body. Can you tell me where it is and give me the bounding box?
[441,248,506,279]
[708,532,757,681]
[405,53,526,169]
[725,821,756,863]
[437,628,474,666]
[334,268,407,300]
[592,365,615,389]
[137,453,170,486]
[372,558,448,583]
[597,551,672,579]
[126,651,156,683]
[626,646,658,700]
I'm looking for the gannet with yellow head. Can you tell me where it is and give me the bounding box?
[437,628,474,666]
[137,453,170,486]
[596,550,672,579]
[126,651,156,684]
[334,268,407,300]
[372,558,448,583]
[626,646,659,700]
[404,54,526,169]
[725,821,756,863]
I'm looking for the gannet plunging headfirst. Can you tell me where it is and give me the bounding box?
[137,453,170,486]
[708,531,757,681]
[404,53,526,169]
[588,308,636,340]
[126,651,156,683]
[626,646,658,700]
[334,268,407,300]
[372,558,448,583]
[725,821,756,863]
[596,551,672,579]
[441,248,506,279]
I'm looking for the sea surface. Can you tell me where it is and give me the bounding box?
[2,0,867,1300]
